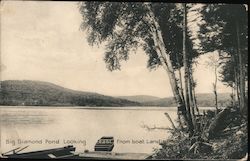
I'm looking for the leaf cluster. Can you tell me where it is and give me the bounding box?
[79,2,199,71]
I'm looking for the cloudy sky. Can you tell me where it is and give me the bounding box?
[0,1,231,98]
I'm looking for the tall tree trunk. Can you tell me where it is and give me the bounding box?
[176,48,185,129]
[236,20,246,113]
[188,65,196,130]
[183,3,190,113]
[190,71,199,115]
[145,4,190,129]
[183,3,194,134]
[231,85,235,107]
[213,57,218,114]
[232,53,240,107]
[236,74,241,107]
[176,52,185,102]
[178,68,185,102]
[178,69,185,103]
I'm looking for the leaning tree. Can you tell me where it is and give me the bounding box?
[79,2,200,135]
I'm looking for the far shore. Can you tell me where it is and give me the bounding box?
[0,105,221,111]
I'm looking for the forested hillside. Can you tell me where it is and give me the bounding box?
[119,93,231,107]
[0,80,140,107]
[143,93,231,107]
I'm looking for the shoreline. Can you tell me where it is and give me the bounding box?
[0,106,219,111]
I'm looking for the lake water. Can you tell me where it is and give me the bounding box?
[0,106,213,155]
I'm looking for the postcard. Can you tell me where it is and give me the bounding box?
[0,1,248,160]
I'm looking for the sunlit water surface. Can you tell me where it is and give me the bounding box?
[0,106,213,154]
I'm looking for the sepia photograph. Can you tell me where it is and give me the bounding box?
[0,1,248,160]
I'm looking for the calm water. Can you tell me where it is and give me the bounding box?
[0,106,181,154]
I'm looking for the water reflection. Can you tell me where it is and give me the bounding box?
[1,108,54,126]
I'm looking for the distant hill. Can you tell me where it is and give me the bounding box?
[0,80,232,107]
[142,93,231,107]
[117,95,161,103]
[0,80,140,107]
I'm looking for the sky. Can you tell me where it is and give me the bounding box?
[0,1,231,98]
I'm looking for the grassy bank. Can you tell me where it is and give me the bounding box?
[151,106,248,160]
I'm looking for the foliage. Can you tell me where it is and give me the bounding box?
[152,106,248,159]
[215,125,248,159]
[198,4,248,86]
[152,131,192,159]
[219,58,237,87]
[79,2,199,71]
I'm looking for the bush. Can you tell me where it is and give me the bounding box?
[152,107,248,160]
